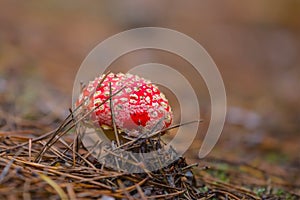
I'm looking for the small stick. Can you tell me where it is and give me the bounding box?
[28,138,32,162]
[70,108,77,167]
[34,71,112,162]
[66,183,77,200]
[22,179,31,200]
[117,179,134,200]
[109,82,120,147]
[0,149,22,184]
[34,86,126,162]
[136,184,147,200]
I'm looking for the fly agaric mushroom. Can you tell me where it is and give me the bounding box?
[76,72,172,137]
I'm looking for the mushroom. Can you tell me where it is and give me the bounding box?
[76,72,172,137]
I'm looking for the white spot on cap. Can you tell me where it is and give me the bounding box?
[125,88,132,93]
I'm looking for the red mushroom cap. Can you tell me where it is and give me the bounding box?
[76,72,172,137]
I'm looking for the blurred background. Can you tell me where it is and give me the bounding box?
[0,0,299,184]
